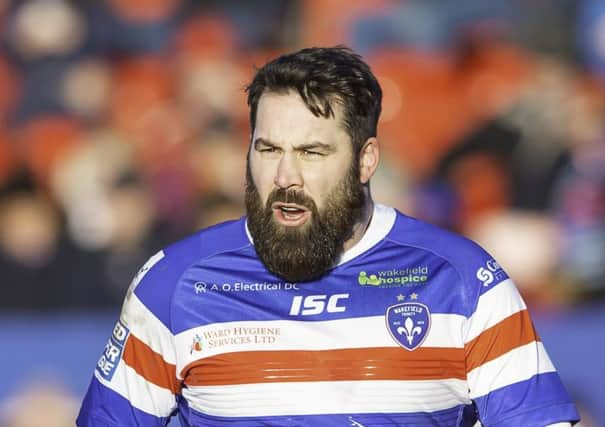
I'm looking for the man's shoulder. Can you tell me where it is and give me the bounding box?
[163,216,250,263]
[389,210,482,254]
[125,217,251,331]
[387,210,505,287]
[147,216,252,284]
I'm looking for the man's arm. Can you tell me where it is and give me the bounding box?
[77,251,180,426]
[464,277,580,426]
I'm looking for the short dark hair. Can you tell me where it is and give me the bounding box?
[246,46,382,154]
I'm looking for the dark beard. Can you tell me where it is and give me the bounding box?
[245,160,365,282]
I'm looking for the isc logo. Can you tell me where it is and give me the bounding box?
[289,293,349,316]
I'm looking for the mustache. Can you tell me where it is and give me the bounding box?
[265,188,316,211]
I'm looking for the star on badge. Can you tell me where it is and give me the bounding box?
[410,293,419,300]
[396,294,405,301]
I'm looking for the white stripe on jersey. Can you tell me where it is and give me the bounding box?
[464,279,526,343]
[181,379,471,417]
[175,313,466,370]
[120,291,176,365]
[467,341,556,399]
[338,204,397,265]
[130,250,164,291]
[94,360,176,417]
[427,313,466,348]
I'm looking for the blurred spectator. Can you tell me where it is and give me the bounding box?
[49,132,167,304]
[432,120,519,231]
[102,170,167,301]
[3,0,90,122]
[61,57,112,121]
[17,116,84,190]
[503,59,577,210]
[8,0,86,60]
[0,171,112,310]
[0,173,59,270]
[0,172,61,309]
[552,140,605,300]
[49,129,132,249]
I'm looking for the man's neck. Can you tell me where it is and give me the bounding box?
[342,199,375,253]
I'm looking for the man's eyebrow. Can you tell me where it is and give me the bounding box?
[294,142,336,152]
[253,138,278,149]
[253,138,336,153]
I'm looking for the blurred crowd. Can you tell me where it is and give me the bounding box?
[0,0,604,313]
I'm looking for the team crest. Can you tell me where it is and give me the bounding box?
[386,303,431,351]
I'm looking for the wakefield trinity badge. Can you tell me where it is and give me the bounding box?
[386,302,431,351]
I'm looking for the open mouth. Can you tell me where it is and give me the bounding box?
[272,203,311,226]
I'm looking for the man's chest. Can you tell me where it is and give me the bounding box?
[171,256,469,385]
[166,254,474,423]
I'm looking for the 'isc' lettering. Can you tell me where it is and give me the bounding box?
[289,293,349,316]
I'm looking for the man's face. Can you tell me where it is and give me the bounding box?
[245,91,365,282]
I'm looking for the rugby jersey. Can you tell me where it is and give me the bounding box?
[77,204,579,426]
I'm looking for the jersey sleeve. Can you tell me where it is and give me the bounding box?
[462,256,580,426]
[77,251,181,426]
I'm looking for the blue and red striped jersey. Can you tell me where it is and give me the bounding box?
[77,204,579,426]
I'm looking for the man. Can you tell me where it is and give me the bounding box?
[77,47,579,426]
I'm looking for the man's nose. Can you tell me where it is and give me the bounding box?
[274,153,303,189]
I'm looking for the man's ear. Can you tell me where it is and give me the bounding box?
[359,137,379,184]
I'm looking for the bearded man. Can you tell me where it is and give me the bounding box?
[78,47,579,426]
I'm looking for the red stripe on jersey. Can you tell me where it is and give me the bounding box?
[123,334,181,394]
[182,347,466,386]
[465,309,539,373]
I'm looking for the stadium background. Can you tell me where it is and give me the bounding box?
[0,0,604,425]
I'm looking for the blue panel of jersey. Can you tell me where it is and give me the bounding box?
[134,218,251,332]
[176,396,477,427]
[473,372,580,426]
[77,377,171,426]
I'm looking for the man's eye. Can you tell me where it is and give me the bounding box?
[259,147,278,153]
[302,150,323,157]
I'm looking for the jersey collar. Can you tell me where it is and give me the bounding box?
[336,203,396,265]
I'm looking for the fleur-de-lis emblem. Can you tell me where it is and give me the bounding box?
[397,317,423,345]
[386,302,431,351]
